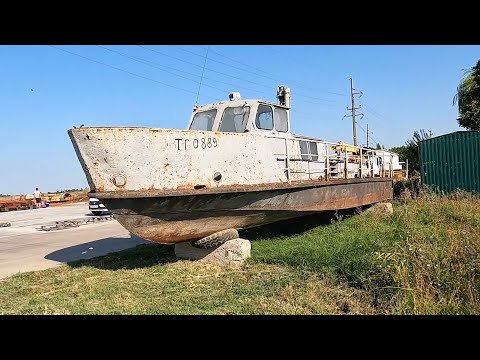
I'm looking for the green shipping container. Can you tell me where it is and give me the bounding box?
[420,131,480,193]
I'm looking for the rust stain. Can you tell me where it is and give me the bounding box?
[111,175,127,188]
[104,179,393,244]
[91,177,392,199]
[176,184,195,191]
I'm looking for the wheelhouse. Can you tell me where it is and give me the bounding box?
[187,86,291,135]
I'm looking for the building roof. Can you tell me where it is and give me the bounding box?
[419,130,480,142]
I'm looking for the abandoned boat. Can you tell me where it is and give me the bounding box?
[68,86,400,245]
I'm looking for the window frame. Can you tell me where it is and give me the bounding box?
[273,107,289,133]
[255,104,274,131]
[218,105,251,133]
[299,140,320,162]
[189,109,217,131]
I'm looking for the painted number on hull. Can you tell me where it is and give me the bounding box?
[174,138,217,150]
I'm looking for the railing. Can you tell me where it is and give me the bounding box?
[266,135,399,182]
[399,160,409,179]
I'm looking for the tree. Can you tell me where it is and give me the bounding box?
[405,129,432,147]
[389,129,432,173]
[453,59,480,130]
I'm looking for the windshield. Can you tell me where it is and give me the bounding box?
[189,109,217,131]
[219,106,250,133]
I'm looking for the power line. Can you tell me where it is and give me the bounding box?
[359,101,390,130]
[49,45,221,102]
[140,45,275,90]
[200,45,349,97]
[127,45,276,98]
[176,45,280,83]
[101,45,308,104]
[175,45,346,101]
[97,45,227,94]
[347,88,380,144]
[141,44,270,89]
[50,45,344,118]
[357,122,381,147]
[261,45,349,86]
[356,96,391,145]
[362,102,387,120]
[98,46,201,83]
[139,45,339,105]
[196,45,209,105]
[194,45,273,76]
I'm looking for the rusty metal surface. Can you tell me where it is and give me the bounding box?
[67,123,395,244]
[0,200,34,212]
[68,127,290,193]
[90,177,392,199]
[102,179,392,244]
[69,127,400,195]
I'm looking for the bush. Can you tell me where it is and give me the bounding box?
[393,176,421,199]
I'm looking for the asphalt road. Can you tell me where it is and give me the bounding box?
[0,202,149,280]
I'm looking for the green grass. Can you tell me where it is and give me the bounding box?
[1,193,479,314]
[247,194,480,314]
[0,248,375,315]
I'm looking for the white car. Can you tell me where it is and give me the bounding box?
[89,197,110,215]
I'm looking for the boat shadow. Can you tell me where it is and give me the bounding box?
[45,234,177,271]
[45,207,366,271]
[239,208,362,240]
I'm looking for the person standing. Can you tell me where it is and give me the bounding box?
[34,187,42,209]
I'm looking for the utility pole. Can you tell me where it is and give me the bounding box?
[350,78,357,146]
[347,78,363,147]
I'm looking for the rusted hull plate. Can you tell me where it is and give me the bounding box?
[100,179,392,244]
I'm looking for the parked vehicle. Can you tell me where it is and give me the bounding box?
[88,197,110,215]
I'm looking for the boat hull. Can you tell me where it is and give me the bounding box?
[95,178,393,244]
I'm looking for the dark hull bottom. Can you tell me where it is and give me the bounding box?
[99,179,393,244]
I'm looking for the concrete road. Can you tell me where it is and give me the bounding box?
[0,202,149,280]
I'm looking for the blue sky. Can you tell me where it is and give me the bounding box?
[1,45,478,195]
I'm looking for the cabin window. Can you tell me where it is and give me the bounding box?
[219,106,250,133]
[189,109,217,131]
[274,108,288,132]
[299,141,309,161]
[299,140,319,161]
[255,104,273,130]
[310,142,318,161]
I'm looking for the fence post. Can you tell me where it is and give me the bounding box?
[359,147,363,178]
[382,153,385,178]
[390,155,393,178]
[285,138,291,184]
[370,154,374,178]
[325,143,329,181]
[344,150,348,179]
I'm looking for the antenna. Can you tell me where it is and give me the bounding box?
[195,45,210,106]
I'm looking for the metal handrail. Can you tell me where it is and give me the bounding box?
[268,135,398,180]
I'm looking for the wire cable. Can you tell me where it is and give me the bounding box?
[196,45,209,105]
[192,45,349,97]
[169,45,344,103]
[49,45,221,102]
